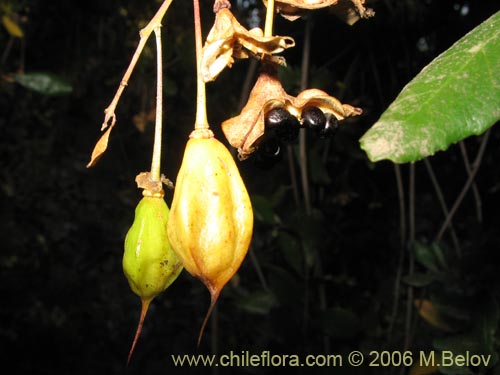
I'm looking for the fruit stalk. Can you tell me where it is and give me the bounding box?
[193,0,209,130]
[150,26,163,182]
[264,0,275,38]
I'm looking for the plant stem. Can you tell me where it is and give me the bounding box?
[101,0,173,131]
[387,164,406,344]
[404,163,416,353]
[193,0,209,130]
[298,15,312,216]
[459,141,483,222]
[434,130,490,244]
[423,158,461,257]
[150,26,163,182]
[264,0,275,38]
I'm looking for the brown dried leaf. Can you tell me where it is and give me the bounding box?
[264,0,374,24]
[201,8,295,82]
[221,68,362,160]
[292,89,363,118]
[222,71,287,159]
[86,122,116,167]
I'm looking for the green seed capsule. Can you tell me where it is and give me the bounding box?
[122,195,183,363]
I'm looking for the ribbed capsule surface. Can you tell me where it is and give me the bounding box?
[122,195,183,363]
[167,130,253,297]
[123,196,183,299]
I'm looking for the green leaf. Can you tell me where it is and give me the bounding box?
[15,72,73,96]
[251,194,277,225]
[413,241,441,273]
[402,272,435,287]
[234,290,277,315]
[360,11,500,163]
[277,231,303,275]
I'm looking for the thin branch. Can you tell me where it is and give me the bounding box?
[101,0,174,131]
[459,141,483,222]
[1,36,14,66]
[423,158,461,257]
[435,130,490,244]
[387,164,406,344]
[299,15,313,215]
[403,163,415,354]
[249,248,270,292]
[287,146,301,207]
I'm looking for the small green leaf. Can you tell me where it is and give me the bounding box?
[360,11,500,163]
[235,290,277,315]
[402,272,435,287]
[15,72,73,96]
[267,265,302,307]
[277,231,303,275]
[251,194,277,224]
[413,241,440,273]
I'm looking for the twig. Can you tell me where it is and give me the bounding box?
[287,146,301,207]
[403,163,415,354]
[249,248,270,292]
[435,130,490,244]
[423,158,461,258]
[387,164,406,344]
[101,0,174,131]
[1,36,14,66]
[459,141,483,222]
[298,16,313,215]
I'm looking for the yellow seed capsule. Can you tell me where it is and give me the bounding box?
[167,129,253,345]
[123,194,183,363]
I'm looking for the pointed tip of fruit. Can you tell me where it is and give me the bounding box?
[127,298,153,365]
[197,290,220,347]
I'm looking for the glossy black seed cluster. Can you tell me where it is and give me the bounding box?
[253,106,339,168]
[264,107,300,143]
[301,106,338,138]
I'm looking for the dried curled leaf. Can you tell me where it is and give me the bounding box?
[201,8,295,82]
[86,121,116,167]
[264,0,375,24]
[221,67,362,160]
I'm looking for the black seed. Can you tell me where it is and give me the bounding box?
[265,108,300,143]
[318,113,339,139]
[301,106,326,131]
[265,108,291,129]
[254,136,283,169]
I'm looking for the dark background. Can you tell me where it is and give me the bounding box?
[1,0,499,374]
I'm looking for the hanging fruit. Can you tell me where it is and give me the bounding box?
[167,128,254,345]
[123,190,183,363]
